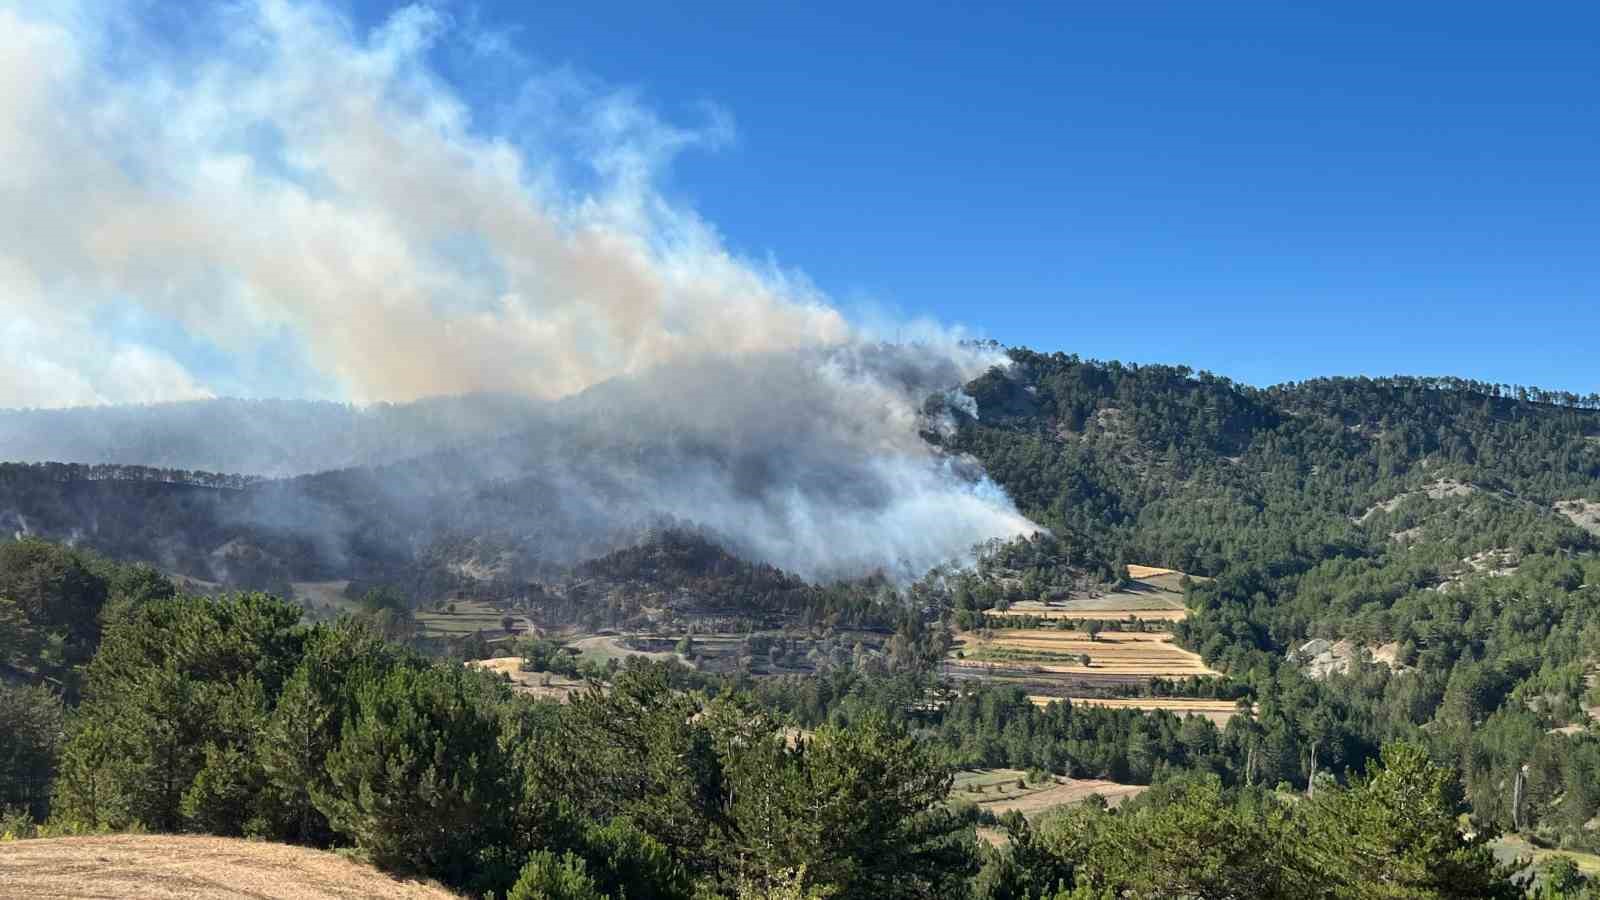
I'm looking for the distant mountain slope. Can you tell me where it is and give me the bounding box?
[0,394,546,476]
[0,347,1034,582]
[5,347,1598,613]
[939,349,1600,576]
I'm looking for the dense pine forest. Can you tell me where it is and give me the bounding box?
[941,350,1600,846]
[6,348,1600,897]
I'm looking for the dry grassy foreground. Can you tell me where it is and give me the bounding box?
[0,835,459,899]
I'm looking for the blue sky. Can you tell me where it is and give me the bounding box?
[5,2,1597,408]
[341,1,1600,393]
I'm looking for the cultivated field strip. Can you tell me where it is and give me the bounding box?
[988,606,1189,622]
[952,629,1219,678]
[1028,695,1245,726]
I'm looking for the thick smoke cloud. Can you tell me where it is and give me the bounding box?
[540,344,1037,579]
[0,1,1038,577]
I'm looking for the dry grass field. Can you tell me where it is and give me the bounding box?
[567,633,680,666]
[950,564,1217,697]
[1030,695,1245,726]
[955,768,1148,826]
[988,564,1194,623]
[984,778,1148,817]
[291,581,361,615]
[989,603,1188,623]
[414,600,511,637]
[467,656,587,702]
[951,629,1218,679]
[1491,833,1600,878]
[0,835,459,899]
[1124,564,1179,579]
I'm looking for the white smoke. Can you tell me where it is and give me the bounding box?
[2,0,848,405]
[0,1,1038,577]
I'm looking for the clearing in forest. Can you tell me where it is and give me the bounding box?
[954,768,1147,824]
[1492,834,1600,879]
[468,656,587,702]
[415,599,513,637]
[566,633,681,666]
[290,580,359,614]
[1556,499,1600,537]
[988,563,1194,623]
[983,778,1147,817]
[0,835,459,899]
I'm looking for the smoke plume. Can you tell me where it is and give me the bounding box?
[0,1,1038,577]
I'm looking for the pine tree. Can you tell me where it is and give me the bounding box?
[257,664,335,843]
[317,664,517,886]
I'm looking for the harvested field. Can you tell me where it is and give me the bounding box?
[1030,696,1245,726]
[415,600,511,637]
[989,564,1193,622]
[984,779,1147,817]
[0,834,459,899]
[468,656,586,702]
[952,629,1218,679]
[955,769,1147,820]
[990,603,1187,623]
[946,621,1218,700]
[1057,592,1185,613]
[942,665,1157,692]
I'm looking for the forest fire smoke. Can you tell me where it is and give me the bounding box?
[0,1,1038,577]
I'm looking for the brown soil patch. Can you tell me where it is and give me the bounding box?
[0,835,459,899]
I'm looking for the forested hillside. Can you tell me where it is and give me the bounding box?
[7,349,1600,896]
[938,348,1600,856]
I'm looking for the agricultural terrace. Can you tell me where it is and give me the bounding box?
[1030,696,1246,727]
[950,629,1218,679]
[986,564,1194,623]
